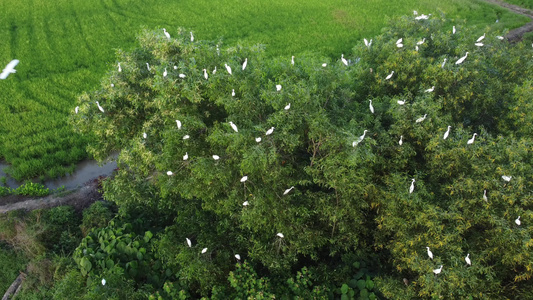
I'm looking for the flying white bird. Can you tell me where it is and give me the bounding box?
[186,238,192,247]
[426,246,433,259]
[477,33,485,42]
[397,100,406,105]
[283,186,295,195]
[353,130,368,147]
[455,52,469,65]
[212,66,217,74]
[202,248,208,254]
[467,133,477,145]
[240,176,248,183]
[341,54,348,66]
[243,201,249,206]
[265,127,275,135]
[433,265,443,275]
[118,63,122,72]
[277,233,284,238]
[183,152,188,161]
[143,132,147,139]
[415,114,427,123]
[284,103,291,110]
[399,135,403,146]
[502,175,512,182]
[322,63,327,67]
[410,179,416,194]
[242,58,247,70]
[465,253,471,266]
[179,73,186,78]
[190,31,194,42]
[146,63,151,71]
[212,155,220,160]
[225,63,232,75]
[369,99,374,113]
[386,71,394,80]
[515,216,521,226]
[203,69,208,80]
[0,59,19,79]
[425,86,435,93]
[163,68,167,77]
[443,126,451,140]
[176,120,182,129]
[163,28,170,39]
[441,58,447,68]
[232,89,235,97]
[483,190,488,202]
[75,106,79,114]
[167,171,173,176]
[475,42,483,47]
[102,279,106,286]
[291,56,295,65]
[183,135,189,140]
[453,26,456,34]
[276,84,282,91]
[95,101,105,113]
[229,121,238,132]
[417,38,426,45]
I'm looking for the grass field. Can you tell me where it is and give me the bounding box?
[502,0,533,9]
[0,0,529,181]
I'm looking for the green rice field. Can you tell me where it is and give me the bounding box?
[0,0,529,181]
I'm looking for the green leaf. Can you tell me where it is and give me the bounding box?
[144,231,153,243]
[356,279,366,291]
[341,283,349,294]
[366,279,374,290]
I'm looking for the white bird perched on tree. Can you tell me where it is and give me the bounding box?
[291,56,295,65]
[176,120,182,129]
[95,101,105,112]
[397,100,406,105]
[502,175,512,182]
[225,63,232,75]
[396,38,403,45]
[255,137,261,142]
[277,233,284,238]
[415,46,419,52]
[212,66,217,74]
[235,254,241,260]
[410,179,416,194]
[167,171,173,176]
[415,114,427,123]
[174,66,178,70]
[341,54,348,66]
[163,28,170,39]
[229,121,238,132]
[415,14,429,20]
[467,133,477,144]
[102,279,106,286]
[146,63,151,71]
[475,42,483,47]
[201,248,208,254]
[212,155,220,160]
[417,38,426,45]
[386,71,394,80]
[515,216,521,226]
[75,106,79,114]
[118,63,122,72]
[183,135,189,140]
[265,127,275,135]
[283,186,295,195]
[477,33,485,42]
[179,74,186,78]
[232,89,235,97]
[190,31,194,42]
[276,84,282,91]
[496,36,504,40]
[243,201,249,206]
[364,38,372,48]
[441,58,447,68]
[284,103,291,110]
[203,69,208,80]
[322,63,327,67]
[465,253,471,266]
[216,45,220,55]
[413,10,418,15]
[143,132,147,139]
[483,190,488,202]
[183,152,188,161]
[242,58,247,70]
[433,265,443,275]
[110,83,114,87]
[369,99,374,113]
[426,246,433,259]
[353,130,368,147]
[399,135,403,146]
[443,126,451,140]
[455,52,469,65]
[425,86,435,93]
[186,238,192,247]
[453,26,456,34]
[163,68,167,77]
[240,176,248,183]
[1,59,19,79]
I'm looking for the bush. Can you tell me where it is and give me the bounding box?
[80,201,115,236]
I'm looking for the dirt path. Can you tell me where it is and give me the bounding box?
[481,0,533,42]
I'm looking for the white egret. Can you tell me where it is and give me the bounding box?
[425,86,435,93]
[415,14,429,20]
[203,69,208,80]
[426,246,433,259]
[441,58,447,68]
[284,103,291,110]
[0,59,19,79]
[255,137,261,142]
[143,132,147,139]
[240,176,248,183]
[183,152,188,161]
[225,63,232,75]
[322,63,327,67]
[291,56,295,65]
[410,179,416,194]
[102,279,106,286]
[433,265,443,275]
[179,73,186,78]
[364,38,370,47]
[265,127,275,135]
[475,42,483,47]
[232,89,235,97]
[353,130,368,147]
[415,46,419,52]
[417,38,426,45]
[502,175,512,182]
[110,83,114,87]
[183,135,190,140]
[385,71,394,80]
[483,190,488,202]
[515,216,521,226]
[190,31,194,42]
[212,155,220,160]
[465,253,471,266]
[163,68,167,77]
[212,66,217,74]
[467,133,477,145]
[397,43,403,48]
[75,106,79,114]
[163,28,170,39]
[176,120,182,129]
[202,248,208,254]
[243,201,249,206]
[496,36,504,40]
[453,26,456,34]
[476,33,485,42]
[341,54,348,66]
[276,84,282,91]
[397,100,406,105]
[413,10,418,15]
[242,58,247,70]
[455,52,469,65]
[118,63,122,72]
[283,186,295,195]
[229,121,238,132]
[174,66,178,70]
[146,63,151,71]
[415,114,427,123]
[277,233,284,238]
[369,99,374,114]
[95,101,105,113]
[235,254,241,260]
[443,126,451,140]
[186,238,192,247]
[216,45,220,56]
[167,171,173,176]
[396,38,403,45]
[399,135,403,146]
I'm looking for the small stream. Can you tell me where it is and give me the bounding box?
[0,157,118,190]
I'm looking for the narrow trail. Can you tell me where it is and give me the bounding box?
[481,0,533,42]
